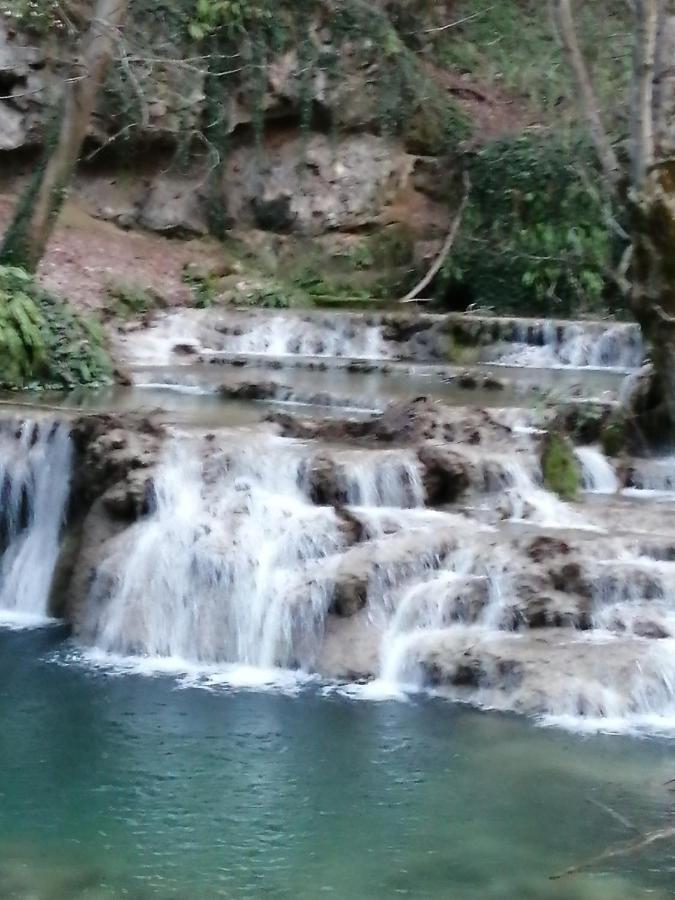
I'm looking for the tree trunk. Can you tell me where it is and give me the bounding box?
[628,2,675,439]
[0,0,129,272]
[556,0,621,188]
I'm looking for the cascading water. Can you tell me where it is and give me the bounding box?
[338,449,425,508]
[0,419,72,624]
[625,456,675,495]
[575,445,619,493]
[116,309,395,368]
[488,320,644,370]
[83,433,346,670]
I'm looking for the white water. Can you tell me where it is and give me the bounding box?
[116,309,394,368]
[219,313,391,359]
[338,449,425,508]
[575,445,619,493]
[0,420,72,621]
[626,456,675,493]
[489,321,644,370]
[83,433,345,668]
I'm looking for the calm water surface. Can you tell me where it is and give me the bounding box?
[0,627,673,899]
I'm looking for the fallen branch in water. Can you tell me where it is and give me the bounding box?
[399,172,470,305]
[587,797,637,833]
[550,825,675,880]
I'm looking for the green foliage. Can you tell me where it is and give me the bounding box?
[542,432,580,501]
[0,267,113,390]
[0,0,66,33]
[181,269,219,308]
[436,0,630,128]
[188,0,274,41]
[601,417,628,458]
[106,281,166,318]
[439,134,618,316]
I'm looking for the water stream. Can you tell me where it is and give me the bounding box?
[1,311,674,898]
[0,419,72,627]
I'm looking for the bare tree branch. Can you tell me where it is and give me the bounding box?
[550,825,675,880]
[631,0,658,188]
[399,172,470,304]
[556,0,622,189]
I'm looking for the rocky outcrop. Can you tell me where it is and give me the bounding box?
[225,134,412,235]
[50,414,165,623]
[0,15,454,242]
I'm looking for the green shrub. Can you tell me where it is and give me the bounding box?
[0,0,66,33]
[438,133,619,317]
[106,281,165,318]
[0,266,113,390]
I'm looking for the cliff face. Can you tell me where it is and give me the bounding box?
[0,4,462,246]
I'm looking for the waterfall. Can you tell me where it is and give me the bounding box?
[625,456,675,494]
[575,446,619,493]
[0,419,72,624]
[83,434,346,669]
[116,309,394,368]
[489,321,644,370]
[222,314,391,359]
[338,449,425,508]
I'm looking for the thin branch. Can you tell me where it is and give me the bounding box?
[630,0,658,189]
[414,6,496,35]
[587,797,638,833]
[550,825,675,880]
[556,0,622,190]
[399,172,470,304]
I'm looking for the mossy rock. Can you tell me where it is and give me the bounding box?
[601,416,628,457]
[542,432,581,500]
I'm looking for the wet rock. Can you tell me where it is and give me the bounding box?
[457,371,478,390]
[633,619,670,639]
[102,471,156,521]
[173,343,198,356]
[304,454,347,506]
[526,536,571,563]
[407,629,668,718]
[417,444,471,505]
[218,381,293,402]
[330,573,368,617]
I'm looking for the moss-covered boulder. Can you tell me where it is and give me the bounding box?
[542,432,581,500]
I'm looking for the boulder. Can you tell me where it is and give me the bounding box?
[138,177,209,236]
[417,443,470,505]
[225,134,411,235]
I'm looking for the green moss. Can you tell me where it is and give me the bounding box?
[0,266,113,390]
[106,281,166,318]
[445,333,480,365]
[542,432,581,500]
[601,417,628,458]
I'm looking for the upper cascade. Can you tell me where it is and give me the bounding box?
[485,321,644,370]
[0,418,72,624]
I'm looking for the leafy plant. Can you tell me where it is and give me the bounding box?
[439,133,619,316]
[106,281,165,318]
[0,266,113,390]
[0,0,66,33]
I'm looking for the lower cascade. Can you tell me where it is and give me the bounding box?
[82,433,346,668]
[3,397,675,734]
[66,409,675,735]
[0,419,72,623]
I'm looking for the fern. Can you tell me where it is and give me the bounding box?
[0,266,113,390]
